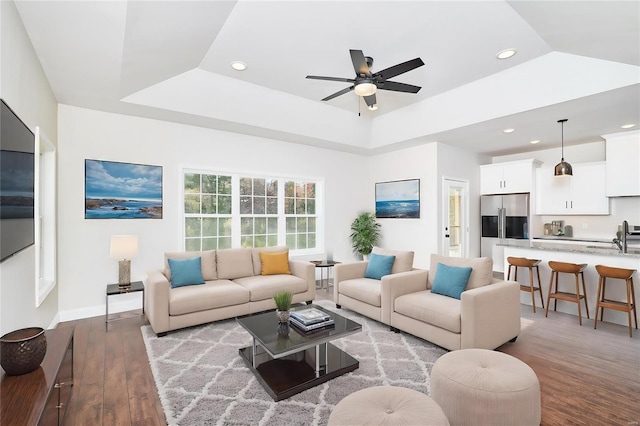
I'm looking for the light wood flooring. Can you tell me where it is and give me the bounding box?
[57,286,640,425]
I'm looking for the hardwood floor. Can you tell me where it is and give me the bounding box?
[57,287,639,425]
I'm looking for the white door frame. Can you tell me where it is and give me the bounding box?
[442,177,470,258]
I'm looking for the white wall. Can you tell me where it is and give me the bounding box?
[0,0,58,334]
[56,105,369,319]
[367,142,486,270]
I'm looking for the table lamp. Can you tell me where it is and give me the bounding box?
[110,235,138,287]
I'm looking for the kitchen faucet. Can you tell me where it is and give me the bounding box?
[613,220,630,253]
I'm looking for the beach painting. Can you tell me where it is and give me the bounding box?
[375,179,420,219]
[85,159,162,219]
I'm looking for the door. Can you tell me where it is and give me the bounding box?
[443,178,469,257]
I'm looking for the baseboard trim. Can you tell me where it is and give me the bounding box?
[59,292,143,322]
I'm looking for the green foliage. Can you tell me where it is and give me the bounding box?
[350,212,381,256]
[273,290,293,311]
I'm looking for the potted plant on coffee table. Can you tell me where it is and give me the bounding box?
[273,290,293,324]
[350,212,381,260]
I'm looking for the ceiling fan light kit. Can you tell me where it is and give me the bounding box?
[306,49,424,110]
[554,118,573,177]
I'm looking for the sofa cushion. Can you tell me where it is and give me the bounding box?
[260,251,291,275]
[372,247,414,274]
[338,278,381,307]
[168,257,205,288]
[252,246,289,275]
[233,274,308,302]
[164,250,216,281]
[365,253,396,280]
[217,248,254,279]
[431,263,472,299]
[428,254,493,290]
[169,279,250,316]
[394,290,462,333]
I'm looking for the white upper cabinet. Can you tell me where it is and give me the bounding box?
[603,130,640,197]
[535,162,609,215]
[480,159,540,195]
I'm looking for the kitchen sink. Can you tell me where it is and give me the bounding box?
[585,246,640,255]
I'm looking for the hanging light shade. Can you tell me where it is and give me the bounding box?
[554,119,573,176]
[354,80,377,97]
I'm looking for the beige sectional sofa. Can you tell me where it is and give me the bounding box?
[145,246,315,336]
[334,250,521,351]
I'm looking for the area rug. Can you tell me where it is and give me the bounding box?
[141,300,447,425]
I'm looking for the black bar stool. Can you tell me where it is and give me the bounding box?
[545,261,590,325]
[507,257,544,313]
[594,265,637,337]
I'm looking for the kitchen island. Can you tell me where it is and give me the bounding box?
[502,243,639,328]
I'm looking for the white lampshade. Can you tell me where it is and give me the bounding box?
[354,82,377,97]
[110,235,139,259]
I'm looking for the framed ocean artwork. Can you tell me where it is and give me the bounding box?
[85,159,163,219]
[375,179,420,219]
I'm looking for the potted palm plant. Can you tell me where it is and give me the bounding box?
[350,212,381,259]
[273,290,293,323]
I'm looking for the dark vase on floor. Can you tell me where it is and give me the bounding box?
[0,327,47,375]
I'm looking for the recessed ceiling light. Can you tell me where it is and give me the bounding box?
[367,104,378,111]
[530,140,540,144]
[621,123,636,129]
[496,49,517,60]
[231,61,247,71]
[503,128,515,134]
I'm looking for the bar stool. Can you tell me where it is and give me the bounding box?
[507,257,544,313]
[594,265,637,338]
[545,261,590,325]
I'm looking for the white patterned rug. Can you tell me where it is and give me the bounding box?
[141,300,447,426]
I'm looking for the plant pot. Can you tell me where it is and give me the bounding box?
[0,327,47,376]
[276,309,290,324]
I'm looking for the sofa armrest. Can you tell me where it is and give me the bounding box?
[289,260,316,298]
[334,261,368,303]
[460,280,521,350]
[144,269,171,335]
[381,269,429,324]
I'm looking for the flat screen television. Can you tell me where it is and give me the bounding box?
[0,99,35,262]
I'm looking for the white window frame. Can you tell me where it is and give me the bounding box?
[181,168,324,256]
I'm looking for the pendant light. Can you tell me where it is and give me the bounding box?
[554,118,573,176]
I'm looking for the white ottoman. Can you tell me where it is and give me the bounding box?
[328,386,450,426]
[430,349,540,426]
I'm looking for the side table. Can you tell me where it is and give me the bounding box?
[311,261,340,291]
[106,281,145,327]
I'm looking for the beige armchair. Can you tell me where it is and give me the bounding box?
[334,248,428,325]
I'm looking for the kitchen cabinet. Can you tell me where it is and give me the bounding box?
[603,130,640,196]
[535,162,609,215]
[480,159,540,195]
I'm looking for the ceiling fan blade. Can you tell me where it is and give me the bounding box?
[322,86,355,101]
[378,80,422,93]
[350,49,371,76]
[374,58,424,80]
[364,94,377,107]
[306,75,356,83]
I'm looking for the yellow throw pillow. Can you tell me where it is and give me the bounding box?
[260,251,291,275]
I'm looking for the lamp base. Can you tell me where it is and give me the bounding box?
[118,259,131,287]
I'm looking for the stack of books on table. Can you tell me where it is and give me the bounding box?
[289,308,335,332]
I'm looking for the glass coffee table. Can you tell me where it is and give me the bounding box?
[237,304,362,401]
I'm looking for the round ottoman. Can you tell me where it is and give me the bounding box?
[430,349,540,426]
[328,386,450,426]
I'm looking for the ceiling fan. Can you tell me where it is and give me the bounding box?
[306,49,425,110]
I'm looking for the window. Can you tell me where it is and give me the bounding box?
[184,173,232,251]
[183,171,321,253]
[285,181,317,250]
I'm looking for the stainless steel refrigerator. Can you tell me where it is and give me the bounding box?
[480,193,530,273]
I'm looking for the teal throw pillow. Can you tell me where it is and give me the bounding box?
[431,263,473,299]
[364,253,396,280]
[168,257,205,288]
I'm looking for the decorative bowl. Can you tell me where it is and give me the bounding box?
[0,327,47,375]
